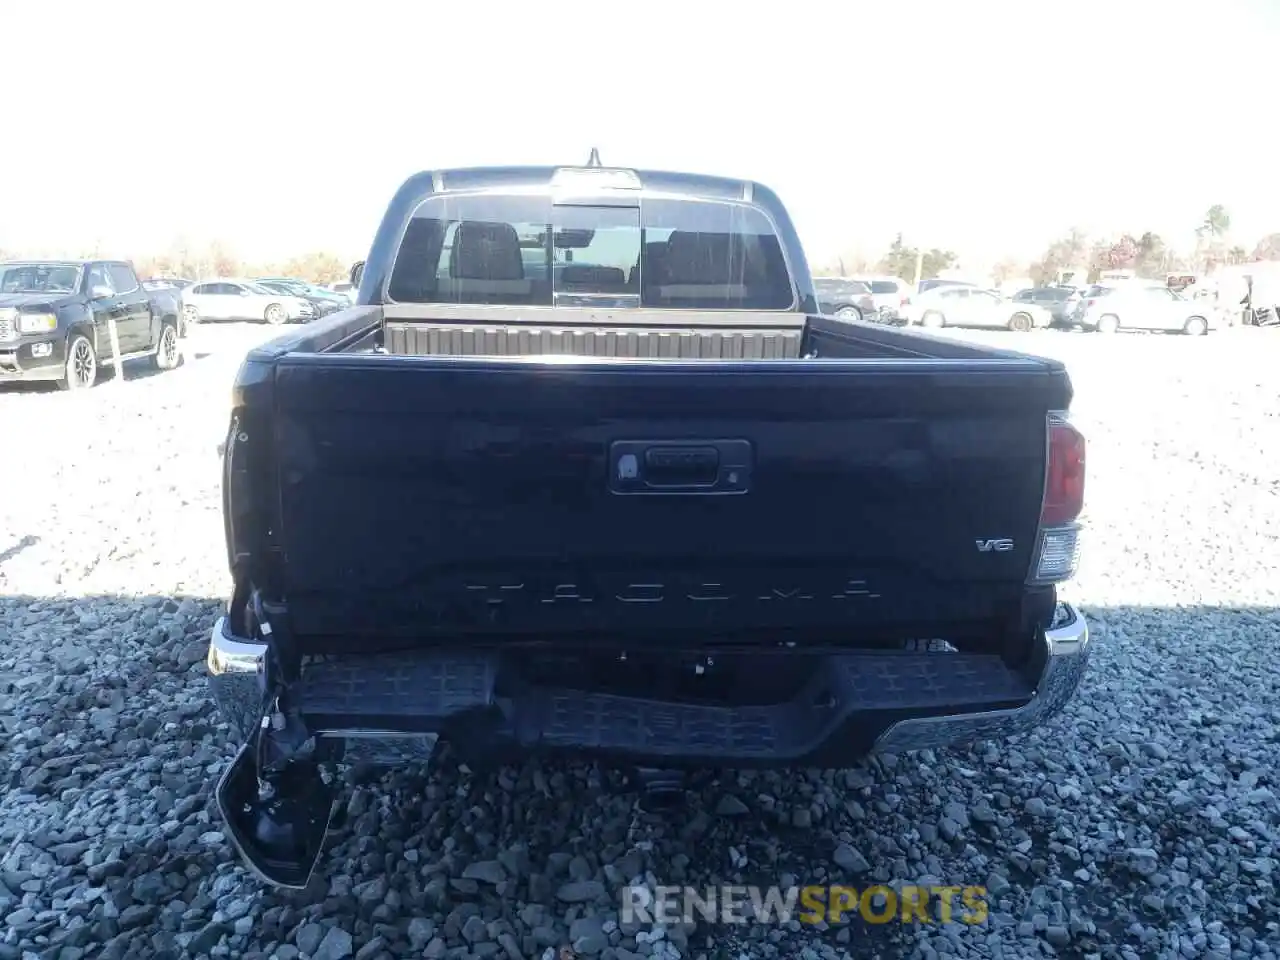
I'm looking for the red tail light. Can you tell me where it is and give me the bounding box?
[1041,415,1086,525]
[1030,413,1086,585]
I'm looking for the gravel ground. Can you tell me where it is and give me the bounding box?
[1,323,1277,960]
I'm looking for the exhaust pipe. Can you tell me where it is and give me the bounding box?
[633,767,687,811]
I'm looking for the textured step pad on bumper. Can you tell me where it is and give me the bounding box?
[295,650,1035,761]
[298,654,498,728]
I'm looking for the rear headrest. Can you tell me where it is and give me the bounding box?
[663,231,736,286]
[640,241,667,286]
[451,221,524,281]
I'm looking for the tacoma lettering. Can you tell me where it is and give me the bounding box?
[832,579,879,599]
[542,584,593,604]
[759,587,814,601]
[687,583,731,601]
[458,576,881,605]
[465,583,525,605]
[617,583,664,603]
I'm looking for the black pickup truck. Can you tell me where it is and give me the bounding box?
[206,162,1089,888]
[0,259,184,389]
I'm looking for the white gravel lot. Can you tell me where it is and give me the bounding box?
[0,323,1277,960]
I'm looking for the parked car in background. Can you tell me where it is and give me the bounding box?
[255,277,350,311]
[813,277,876,321]
[1012,286,1083,328]
[328,280,357,304]
[996,276,1035,298]
[904,285,1051,331]
[0,259,184,389]
[1165,272,1201,294]
[1071,283,1216,335]
[181,279,316,325]
[255,279,345,318]
[849,274,912,323]
[143,276,194,293]
[917,277,977,295]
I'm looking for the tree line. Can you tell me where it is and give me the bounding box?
[0,240,352,286]
[819,205,1280,287]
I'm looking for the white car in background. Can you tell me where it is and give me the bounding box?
[180,279,316,325]
[903,285,1051,332]
[1071,283,1217,335]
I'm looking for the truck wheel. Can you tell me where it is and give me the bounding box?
[152,322,182,371]
[1183,315,1208,336]
[1008,312,1033,332]
[264,303,287,325]
[183,304,201,326]
[834,305,863,322]
[921,311,944,328]
[60,335,98,391]
[1095,314,1120,334]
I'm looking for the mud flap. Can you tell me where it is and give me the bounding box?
[215,742,336,889]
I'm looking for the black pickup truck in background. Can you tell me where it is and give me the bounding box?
[206,162,1089,887]
[0,259,185,389]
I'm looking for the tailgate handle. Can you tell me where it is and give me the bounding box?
[609,438,752,495]
[644,445,719,486]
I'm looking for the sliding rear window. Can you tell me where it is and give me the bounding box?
[387,192,795,310]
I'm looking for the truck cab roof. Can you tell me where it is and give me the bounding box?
[400,164,769,203]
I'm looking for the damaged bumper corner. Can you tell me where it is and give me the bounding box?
[207,616,268,742]
[208,616,335,890]
[872,601,1090,754]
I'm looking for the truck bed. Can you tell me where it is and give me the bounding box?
[248,304,1050,362]
[228,308,1070,653]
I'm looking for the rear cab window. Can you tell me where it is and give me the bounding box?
[868,280,899,294]
[388,192,795,311]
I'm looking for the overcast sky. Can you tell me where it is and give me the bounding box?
[5,0,1276,268]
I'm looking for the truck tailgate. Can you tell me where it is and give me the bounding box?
[268,353,1068,645]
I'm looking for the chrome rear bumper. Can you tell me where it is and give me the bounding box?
[873,601,1089,753]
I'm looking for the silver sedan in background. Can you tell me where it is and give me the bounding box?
[902,286,1052,332]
